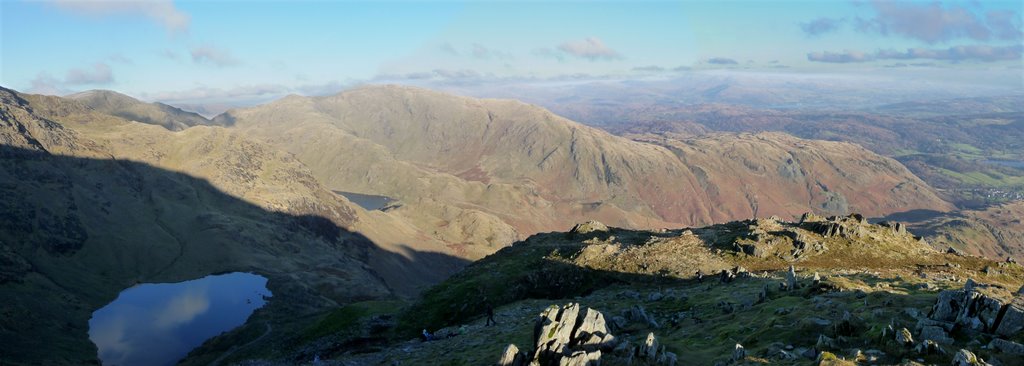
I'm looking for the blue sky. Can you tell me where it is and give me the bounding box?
[1,0,1021,105]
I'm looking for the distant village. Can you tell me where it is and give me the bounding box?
[948,187,1024,205]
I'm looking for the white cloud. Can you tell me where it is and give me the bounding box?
[470,43,512,60]
[154,288,210,329]
[807,44,1023,63]
[438,42,459,55]
[50,0,190,33]
[854,0,1020,43]
[557,37,623,61]
[65,63,114,84]
[190,45,240,67]
[27,73,67,95]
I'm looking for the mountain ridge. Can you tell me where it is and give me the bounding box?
[67,89,218,131]
[217,84,952,255]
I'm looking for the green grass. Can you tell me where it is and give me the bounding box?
[301,300,405,342]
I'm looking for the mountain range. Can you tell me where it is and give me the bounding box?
[1,84,1019,365]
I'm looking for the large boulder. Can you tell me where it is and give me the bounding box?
[534,303,583,363]
[786,266,798,291]
[994,301,1024,337]
[732,343,746,362]
[624,304,659,328]
[497,344,528,366]
[919,325,954,345]
[498,303,618,366]
[987,338,1024,355]
[928,280,1014,335]
[951,349,990,366]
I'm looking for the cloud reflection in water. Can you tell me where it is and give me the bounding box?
[88,272,271,366]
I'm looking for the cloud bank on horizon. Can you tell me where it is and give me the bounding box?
[1,0,1020,106]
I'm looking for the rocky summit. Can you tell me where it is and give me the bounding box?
[238,216,1023,365]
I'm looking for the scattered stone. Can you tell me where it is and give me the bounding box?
[798,347,817,359]
[734,266,749,278]
[812,272,821,286]
[816,334,837,350]
[851,349,866,362]
[732,343,746,362]
[951,349,989,366]
[786,265,798,291]
[919,325,954,345]
[719,269,735,284]
[896,327,915,347]
[609,316,627,331]
[756,283,769,304]
[834,311,855,336]
[915,339,943,355]
[648,292,664,302]
[640,333,659,360]
[624,305,659,329]
[947,247,965,256]
[987,338,1024,355]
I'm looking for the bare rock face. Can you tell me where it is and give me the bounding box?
[498,303,617,366]
[994,300,1024,337]
[951,349,990,366]
[928,280,1016,334]
[570,221,610,236]
[497,344,528,366]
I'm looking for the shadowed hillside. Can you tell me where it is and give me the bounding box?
[0,87,469,365]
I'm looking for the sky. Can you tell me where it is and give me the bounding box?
[1,0,1022,107]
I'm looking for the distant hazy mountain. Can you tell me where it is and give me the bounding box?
[66,89,217,131]
[218,85,952,255]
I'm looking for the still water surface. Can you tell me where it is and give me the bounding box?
[88,272,272,366]
[334,191,394,211]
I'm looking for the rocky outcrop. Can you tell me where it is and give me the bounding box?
[494,303,687,366]
[498,303,617,366]
[994,299,1024,337]
[498,344,528,366]
[951,349,990,366]
[928,280,1021,335]
[570,221,609,236]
